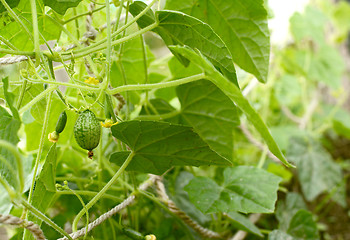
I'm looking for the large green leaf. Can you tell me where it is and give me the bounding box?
[129,2,238,86]
[0,106,21,190]
[25,144,57,240]
[287,210,320,240]
[165,0,270,83]
[169,45,293,167]
[0,0,20,13]
[0,185,12,214]
[43,0,83,15]
[177,80,239,161]
[287,137,343,201]
[110,120,231,174]
[0,0,61,51]
[184,166,282,214]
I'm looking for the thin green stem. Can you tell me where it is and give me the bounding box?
[16,80,28,109]
[0,140,24,193]
[64,5,107,24]
[112,0,125,35]
[72,151,135,231]
[107,73,205,95]
[26,78,100,91]
[62,22,158,60]
[0,176,17,200]
[21,199,73,240]
[0,35,18,50]
[105,0,112,86]
[19,85,57,114]
[0,48,35,56]
[30,0,40,65]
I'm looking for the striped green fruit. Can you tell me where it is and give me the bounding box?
[74,110,101,156]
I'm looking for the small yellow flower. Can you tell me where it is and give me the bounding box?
[84,77,100,85]
[101,119,118,128]
[48,131,59,143]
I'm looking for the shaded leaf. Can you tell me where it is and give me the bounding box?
[276,192,308,231]
[287,137,343,201]
[0,106,21,189]
[0,0,20,13]
[169,45,293,167]
[226,212,263,237]
[165,0,270,83]
[287,210,320,240]
[177,80,240,161]
[110,120,231,174]
[185,166,282,214]
[43,0,83,15]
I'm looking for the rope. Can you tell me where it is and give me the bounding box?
[154,176,223,239]
[0,214,46,240]
[0,55,29,65]
[57,175,157,240]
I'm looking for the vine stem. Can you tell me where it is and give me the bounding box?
[30,0,40,65]
[63,0,158,58]
[107,73,205,95]
[24,91,53,226]
[0,140,24,193]
[21,199,73,240]
[72,151,135,231]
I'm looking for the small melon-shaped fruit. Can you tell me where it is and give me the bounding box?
[55,111,67,134]
[74,109,101,157]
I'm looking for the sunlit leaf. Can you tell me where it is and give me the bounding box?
[110,120,231,174]
[165,0,270,83]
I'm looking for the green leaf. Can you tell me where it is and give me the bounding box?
[177,80,240,161]
[184,166,282,214]
[276,193,308,231]
[0,0,61,51]
[129,3,238,86]
[168,171,211,225]
[287,137,343,201]
[0,106,21,189]
[0,0,20,13]
[287,210,320,240]
[226,212,263,237]
[43,0,83,15]
[110,120,231,174]
[25,144,57,240]
[139,98,181,124]
[165,0,270,83]
[290,6,327,45]
[129,1,156,28]
[332,108,350,139]
[0,184,12,214]
[2,77,20,120]
[169,45,293,167]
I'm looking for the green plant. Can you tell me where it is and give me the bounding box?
[0,0,349,239]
